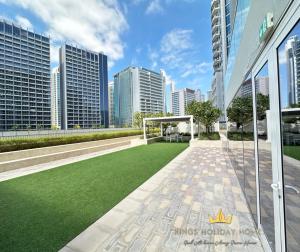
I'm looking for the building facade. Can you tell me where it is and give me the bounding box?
[224,1,300,251]
[59,44,108,129]
[113,67,165,127]
[0,20,51,131]
[171,88,196,116]
[210,0,232,121]
[108,81,114,127]
[50,67,61,129]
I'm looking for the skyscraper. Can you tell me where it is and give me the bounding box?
[172,88,196,116]
[114,67,165,127]
[51,67,61,129]
[285,35,300,106]
[59,44,108,129]
[210,0,232,121]
[0,20,51,131]
[195,89,205,102]
[108,81,114,126]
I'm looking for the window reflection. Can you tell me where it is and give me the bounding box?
[278,20,300,252]
[226,74,257,225]
[255,63,274,250]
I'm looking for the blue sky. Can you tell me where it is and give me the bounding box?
[0,0,213,96]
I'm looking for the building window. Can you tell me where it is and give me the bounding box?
[277,19,300,252]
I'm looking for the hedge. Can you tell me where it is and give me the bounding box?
[227,131,254,141]
[0,130,143,153]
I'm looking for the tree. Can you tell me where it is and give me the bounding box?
[74,124,81,129]
[186,100,221,136]
[227,96,253,131]
[256,93,269,120]
[133,112,145,129]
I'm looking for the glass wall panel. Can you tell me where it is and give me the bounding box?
[277,20,300,252]
[255,63,274,250]
[227,74,257,224]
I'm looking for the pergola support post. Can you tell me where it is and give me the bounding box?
[190,116,194,140]
[160,122,163,137]
[143,118,146,140]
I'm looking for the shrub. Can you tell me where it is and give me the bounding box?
[198,132,220,140]
[0,130,143,153]
[227,131,254,141]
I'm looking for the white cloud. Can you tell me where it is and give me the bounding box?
[1,0,128,65]
[146,0,163,15]
[159,28,212,82]
[50,43,60,65]
[161,29,193,53]
[147,45,159,69]
[15,15,33,30]
[181,62,212,78]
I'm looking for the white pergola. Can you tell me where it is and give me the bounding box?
[143,115,194,140]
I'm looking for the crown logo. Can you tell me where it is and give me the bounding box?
[209,209,232,224]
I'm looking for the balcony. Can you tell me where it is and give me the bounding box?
[212,31,220,43]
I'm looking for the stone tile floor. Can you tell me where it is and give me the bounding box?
[60,145,264,252]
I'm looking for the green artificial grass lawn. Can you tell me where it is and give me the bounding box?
[283,145,300,161]
[0,143,188,252]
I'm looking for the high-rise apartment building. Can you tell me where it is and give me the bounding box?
[210,0,232,121]
[0,20,51,131]
[59,44,108,129]
[285,35,300,106]
[114,67,165,127]
[51,66,61,129]
[108,81,114,126]
[171,88,196,116]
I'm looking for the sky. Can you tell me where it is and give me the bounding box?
[0,0,213,96]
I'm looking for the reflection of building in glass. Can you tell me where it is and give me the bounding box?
[172,88,196,116]
[239,77,252,97]
[255,76,269,96]
[285,35,300,106]
[51,67,61,129]
[0,20,51,131]
[238,76,269,97]
[114,67,165,127]
[108,81,114,126]
[59,44,108,129]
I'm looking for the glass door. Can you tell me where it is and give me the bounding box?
[254,62,276,250]
[277,19,300,252]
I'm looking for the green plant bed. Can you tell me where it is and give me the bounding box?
[283,145,300,161]
[227,131,254,141]
[0,143,188,252]
[0,130,143,153]
[198,132,220,140]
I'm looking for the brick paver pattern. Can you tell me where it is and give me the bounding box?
[61,146,264,252]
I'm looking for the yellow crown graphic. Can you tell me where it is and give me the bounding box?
[209,209,232,224]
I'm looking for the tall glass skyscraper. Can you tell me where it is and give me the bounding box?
[59,44,108,129]
[0,20,51,131]
[114,67,165,127]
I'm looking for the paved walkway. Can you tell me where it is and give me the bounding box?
[60,144,264,252]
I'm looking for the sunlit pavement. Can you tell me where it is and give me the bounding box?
[60,142,264,252]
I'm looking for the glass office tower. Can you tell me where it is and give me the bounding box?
[59,44,108,129]
[0,20,51,131]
